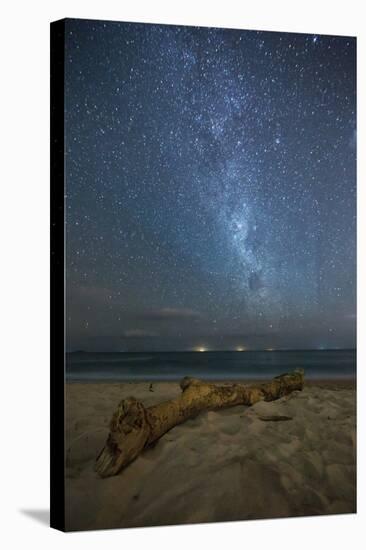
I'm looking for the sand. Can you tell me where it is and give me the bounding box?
[65,380,356,531]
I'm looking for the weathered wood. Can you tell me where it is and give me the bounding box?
[95,369,304,477]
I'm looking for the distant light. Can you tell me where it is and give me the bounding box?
[266,348,274,351]
[196,347,207,352]
[236,347,246,352]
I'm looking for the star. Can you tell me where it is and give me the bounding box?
[64,20,356,352]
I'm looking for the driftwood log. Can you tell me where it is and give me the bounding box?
[95,369,304,477]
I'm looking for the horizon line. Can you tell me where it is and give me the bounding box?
[67,347,356,354]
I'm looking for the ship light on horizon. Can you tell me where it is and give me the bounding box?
[236,347,246,352]
[196,347,207,352]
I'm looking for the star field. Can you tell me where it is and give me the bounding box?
[65,19,356,351]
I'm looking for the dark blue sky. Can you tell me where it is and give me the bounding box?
[65,19,356,351]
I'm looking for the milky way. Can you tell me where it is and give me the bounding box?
[65,19,356,351]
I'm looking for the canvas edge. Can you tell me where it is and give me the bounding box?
[50,18,66,532]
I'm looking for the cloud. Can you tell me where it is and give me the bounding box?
[138,307,202,322]
[122,329,159,338]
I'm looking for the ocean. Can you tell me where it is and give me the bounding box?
[66,349,356,382]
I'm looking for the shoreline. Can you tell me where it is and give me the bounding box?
[66,377,356,388]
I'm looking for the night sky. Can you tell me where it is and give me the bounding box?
[65,19,356,352]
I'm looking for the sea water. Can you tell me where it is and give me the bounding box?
[66,349,356,382]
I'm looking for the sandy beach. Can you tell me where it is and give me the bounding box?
[65,379,356,531]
